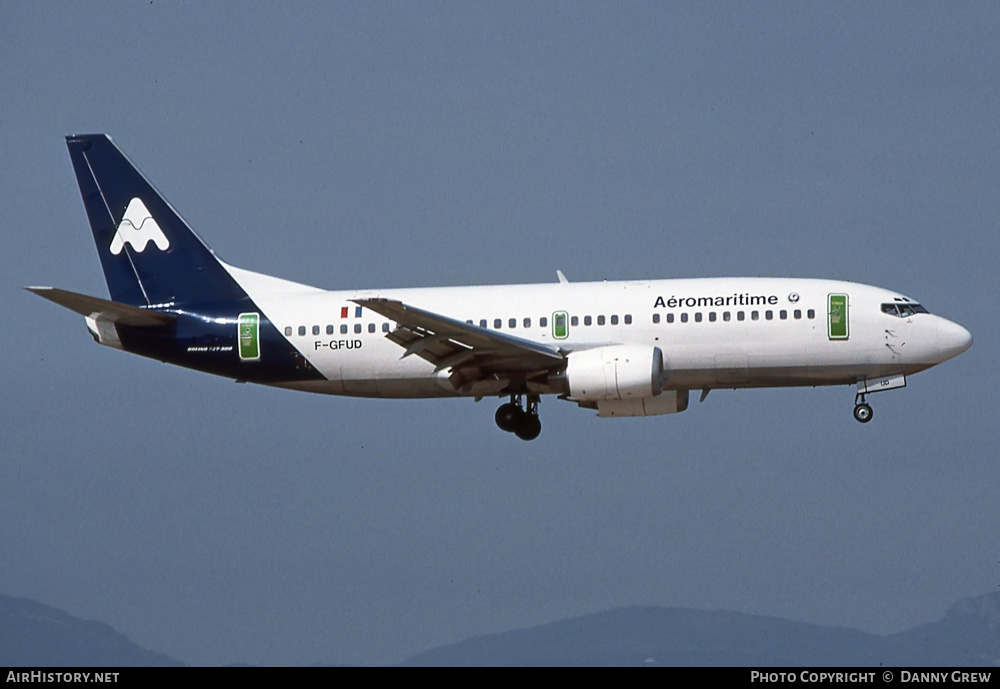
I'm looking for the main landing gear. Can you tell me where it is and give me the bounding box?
[495,394,542,441]
[853,392,873,424]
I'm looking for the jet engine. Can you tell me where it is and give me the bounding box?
[565,344,664,401]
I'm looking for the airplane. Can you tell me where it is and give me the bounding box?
[28,134,972,441]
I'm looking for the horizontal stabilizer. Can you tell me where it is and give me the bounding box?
[25,286,175,326]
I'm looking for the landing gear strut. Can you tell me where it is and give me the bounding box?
[495,394,542,441]
[853,392,873,423]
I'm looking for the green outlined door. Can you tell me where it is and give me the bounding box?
[552,311,569,339]
[238,312,261,360]
[827,294,849,340]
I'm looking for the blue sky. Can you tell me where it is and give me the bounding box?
[2,2,997,665]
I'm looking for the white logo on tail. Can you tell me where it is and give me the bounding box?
[110,197,170,255]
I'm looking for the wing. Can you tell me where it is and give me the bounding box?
[352,297,565,394]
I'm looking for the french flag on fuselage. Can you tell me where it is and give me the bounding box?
[340,306,363,318]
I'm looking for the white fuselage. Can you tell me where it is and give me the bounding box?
[226,268,970,400]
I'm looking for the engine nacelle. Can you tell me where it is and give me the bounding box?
[566,344,664,401]
[596,390,689,417]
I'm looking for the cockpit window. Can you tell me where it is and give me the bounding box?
[881,302,929,317]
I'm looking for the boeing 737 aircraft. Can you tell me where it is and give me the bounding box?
[29,134,972,440]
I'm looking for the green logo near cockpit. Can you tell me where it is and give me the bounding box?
[827,294,849,340]
[238,312,261,360]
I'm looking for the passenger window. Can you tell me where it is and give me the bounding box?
[354,323,362,334]
[765,310,773,320]
[382,322,390,333]
[298,326,306,336]
[624,314,632,325]
[597,315,606,326]
[779,310,787,320]
[285,326,292,336]
[694,312,702,322]
[341,324,348,334]
[540,317,548,327]
[571,316,579,326]
[680,313,688,323]
[368,323,376,333]
[479,319,487,328]
[523,318,531,328]
[326,325,334,335]
[653,313,661,324]
[494,318,502,329]
[794,309,802,319]
[610,315,619,325]
[666,313,674,323]
[737,311,745,321]
[509,318,517,329]
[709,312,717,322]
[751,311,759,321]
[807,309,815,319]
[584,316,592,326]
[723,311,731,322]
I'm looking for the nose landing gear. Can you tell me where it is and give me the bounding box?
[851,374,907,423]
[495,394,542,441]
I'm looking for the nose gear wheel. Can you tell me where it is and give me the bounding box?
[853,392,873,423]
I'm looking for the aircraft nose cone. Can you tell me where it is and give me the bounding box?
[937,318,972,362]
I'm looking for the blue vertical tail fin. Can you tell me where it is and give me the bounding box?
[66,134,247,307]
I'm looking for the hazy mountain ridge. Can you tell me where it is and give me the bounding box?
[3,592,998,666]
[0,596,183,667]
[401,593,1000,667]
[880,594,1000,668]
